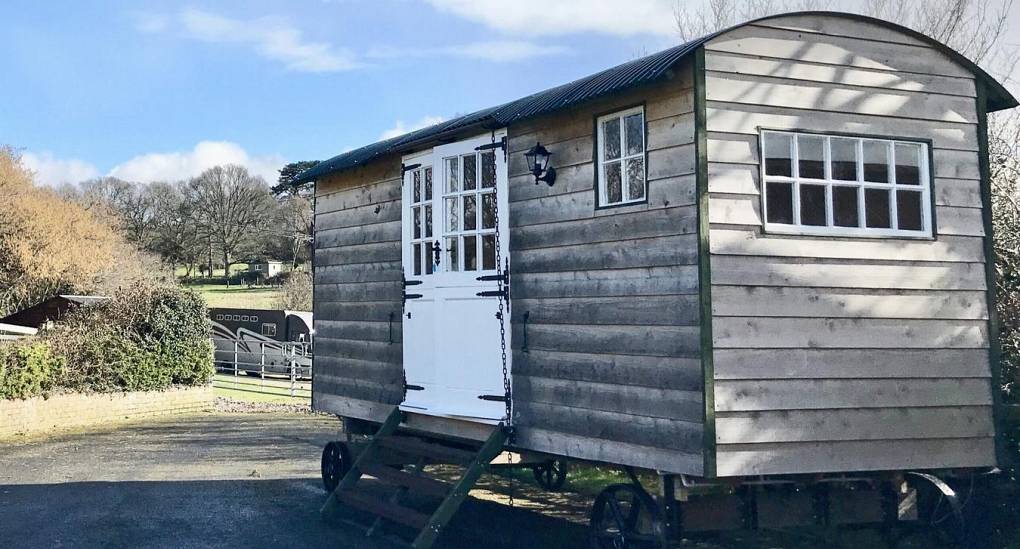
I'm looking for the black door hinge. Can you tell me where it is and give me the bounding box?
[401,162,421,174]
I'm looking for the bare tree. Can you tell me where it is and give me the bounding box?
[184,165,275,278]
[78,176,155,245]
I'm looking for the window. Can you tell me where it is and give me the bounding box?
[261,323,277,337]
[441,150,498,272]
[761,131,931,237]
[407,165,434,276]
[597,106,646,207]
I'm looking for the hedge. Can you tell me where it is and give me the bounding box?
[0,285,213,400]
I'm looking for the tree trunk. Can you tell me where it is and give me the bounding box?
[223,250,230,285]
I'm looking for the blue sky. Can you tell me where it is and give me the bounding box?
[4,1,1018,187]
[3,0,682,186]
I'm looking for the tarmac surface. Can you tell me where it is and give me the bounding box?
[0,412,587,549]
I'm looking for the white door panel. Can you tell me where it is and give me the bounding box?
[400,132,511,422]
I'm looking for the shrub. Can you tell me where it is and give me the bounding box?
[0,342,64,399]
[40,284,213,395]
[274,270,312,310]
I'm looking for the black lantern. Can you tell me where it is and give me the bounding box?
[524,142,556,186]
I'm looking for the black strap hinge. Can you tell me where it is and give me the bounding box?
[474,136,506,152]
[478,394,508,402]
[401,162,421,174]
[405,384,425,391]
[404,293,423,300]
[476,289,508,299]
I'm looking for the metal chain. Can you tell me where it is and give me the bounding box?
[492,135,514,509]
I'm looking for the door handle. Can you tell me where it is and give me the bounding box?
[431,241,442,265]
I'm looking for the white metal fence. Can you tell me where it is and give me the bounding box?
[211,339,312,399]
[0,323,37,342]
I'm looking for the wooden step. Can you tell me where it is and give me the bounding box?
[334,490,430,530]
[361,464,452,498]
[376,435,477,466]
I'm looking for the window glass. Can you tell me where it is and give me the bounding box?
[481,152,496,188]
[864,188,891,228]
[832,186,859,227]
[895,143,921,185]
[413,170,421,202]
[481,193,496,229]
[863,140,889,183]
[798,135,825,179]
[766,182,794,225]
[446,197,459,231]
[464,235,477,271]
[463,195,476,230]
[831,138,857,181]
[603,118,621,161]
[446,157,459,192]
[413,206,421,239]
[625,113,644,156]
[481,235,496,270]
[799,184,826,226]
[764,133,793,177]
[627,158,645,200]
[605,162,622,203]
[897,190,923,230]
[424,167,433,199]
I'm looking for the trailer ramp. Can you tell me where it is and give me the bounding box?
[321,407,508,548]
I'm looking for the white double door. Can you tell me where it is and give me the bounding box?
[400,132,511,422]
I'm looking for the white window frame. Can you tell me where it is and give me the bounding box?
[760,130,933,239]
[597,106,647,207]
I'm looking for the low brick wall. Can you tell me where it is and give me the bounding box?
[0,385,213,439]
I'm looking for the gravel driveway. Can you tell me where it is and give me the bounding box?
[0,411,587,549]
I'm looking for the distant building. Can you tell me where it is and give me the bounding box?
[0,295,109,329]
[249,260,285,278]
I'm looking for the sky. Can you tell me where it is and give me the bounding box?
[3,0,1019,187]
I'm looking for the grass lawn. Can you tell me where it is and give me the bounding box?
[187,283,282,309]
[212,373,310,404]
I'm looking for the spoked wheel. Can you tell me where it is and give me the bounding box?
[589,483,667,549]
[320,441,352,493]
[533,459,569,491]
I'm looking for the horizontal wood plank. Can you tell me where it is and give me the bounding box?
[511,206,696,250]
[713,317,988,349]
[512,350,702,391]
[315,261,403,284]
[715,437,995,476]
[515,375,703,422]
[715,378,993,411]
[712,287,988,320]
[713,348,991,380]
[513,233,698,273]
[515,426,703,475]
[710,228,985,262]
[710,256,986,290]
[513,295,700,326]
[716,406,994,444]
[512,265,699,299]
[515,401,702,452]
[512,323,700,357]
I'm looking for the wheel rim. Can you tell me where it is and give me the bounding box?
[533,459,568,491]
[589,483,665,549]
[320,442,347,493]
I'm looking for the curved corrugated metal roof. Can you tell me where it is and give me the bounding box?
[294,11,1016,185]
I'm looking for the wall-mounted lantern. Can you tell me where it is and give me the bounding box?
[524,142,557,186]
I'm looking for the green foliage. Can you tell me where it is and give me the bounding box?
[0,285,214,399]
[0,342,64,399]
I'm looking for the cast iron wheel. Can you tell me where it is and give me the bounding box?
[533,459,569,491]
[589,483,667,549]
[320,441,351,493]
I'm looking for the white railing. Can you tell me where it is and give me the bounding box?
[210,339,312,399]
[0,323,38,342]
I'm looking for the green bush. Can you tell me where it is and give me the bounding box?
[19,284,215,397]
[0,342,64,399]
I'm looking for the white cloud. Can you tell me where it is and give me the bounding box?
[380,116,447,140]
[109,141,285,183]
[368,40,569,62]
[137,8,358,72]
[425,0,677,37]
[21,151,100,187]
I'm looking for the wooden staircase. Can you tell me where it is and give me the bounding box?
[321,407,508,548]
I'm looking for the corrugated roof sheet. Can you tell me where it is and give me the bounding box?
[294,12,1016,185]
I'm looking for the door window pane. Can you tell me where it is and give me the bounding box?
[766,182,794,224]
[413,243,421,276]
[424,205,432,238]
[625,113,644,155]
[482,235,496,270]
[463,195,476,230]
[424,167,433,199]
[464,235,477,271]
[481,193,496,229]
[445,238,459,272]
[863,141,889,183]
[605,162,622,203]
[897,190,923,230]
[481,152,496,188]
[799,184,826,226]
[833,186,859,227]
[463,154,477,190]
[413,206,421,239]
[831,138,857,181]
[446,157,459,192]
[626,157,645,200]
[865,188,891,228]
[764,133,793,177]
[413,171,421,202]
[603,118,621,160]
[798,135,825,179]
[895,143,921,185]
[446,197,459,231]
[425,242,434,275]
